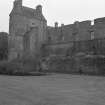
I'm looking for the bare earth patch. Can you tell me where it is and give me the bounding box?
[0,74,105,105]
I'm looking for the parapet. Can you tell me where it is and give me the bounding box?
[79,20,91,26]
[94,17,105,24]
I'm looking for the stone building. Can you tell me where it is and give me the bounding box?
[9,0,105,60]
[9,0,47,60]
[45,18,105,56]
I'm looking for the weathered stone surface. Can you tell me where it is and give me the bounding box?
[9,0,47,60]
[9,1,105,75]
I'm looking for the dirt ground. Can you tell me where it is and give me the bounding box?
[0,74,105,105]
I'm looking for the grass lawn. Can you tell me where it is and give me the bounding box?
[0,74,105,105]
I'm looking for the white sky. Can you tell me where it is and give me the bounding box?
[0,0,105,32]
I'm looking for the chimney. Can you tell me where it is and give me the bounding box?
[55,22,58,28]
[74,21,79,28]
[36,5,42,14]
[61,23,64,27]
[13,0,22,8]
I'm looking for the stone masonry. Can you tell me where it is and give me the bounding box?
[9,0,105,60]
[9,0,47,60]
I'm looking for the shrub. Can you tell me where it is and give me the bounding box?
[0,56,40,75]
[0,61,22,75]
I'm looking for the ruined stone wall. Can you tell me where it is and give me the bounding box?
[94,17,105,39]
[47,24,74,42]
[47,27,61,42]
[76,21,91,41]
[62,24,74,41]
[45,42,74,56]
[47,20,91,43]
[46,20,92,56]
[44,40,93,57]
[45,18,105,57]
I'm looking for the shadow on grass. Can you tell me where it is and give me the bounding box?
[0,72,48,76]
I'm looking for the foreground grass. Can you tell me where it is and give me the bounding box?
[0,74,105,105]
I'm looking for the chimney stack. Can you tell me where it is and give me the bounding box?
[61,23,64,27]
[55,22,58,28]
[13,0,22,8]
[36,5,42,14]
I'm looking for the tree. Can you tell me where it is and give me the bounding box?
[0,32,8,60]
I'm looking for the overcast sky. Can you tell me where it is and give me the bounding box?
[0,0,105,32]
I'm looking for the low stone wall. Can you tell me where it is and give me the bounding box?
[45,55,105,75]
